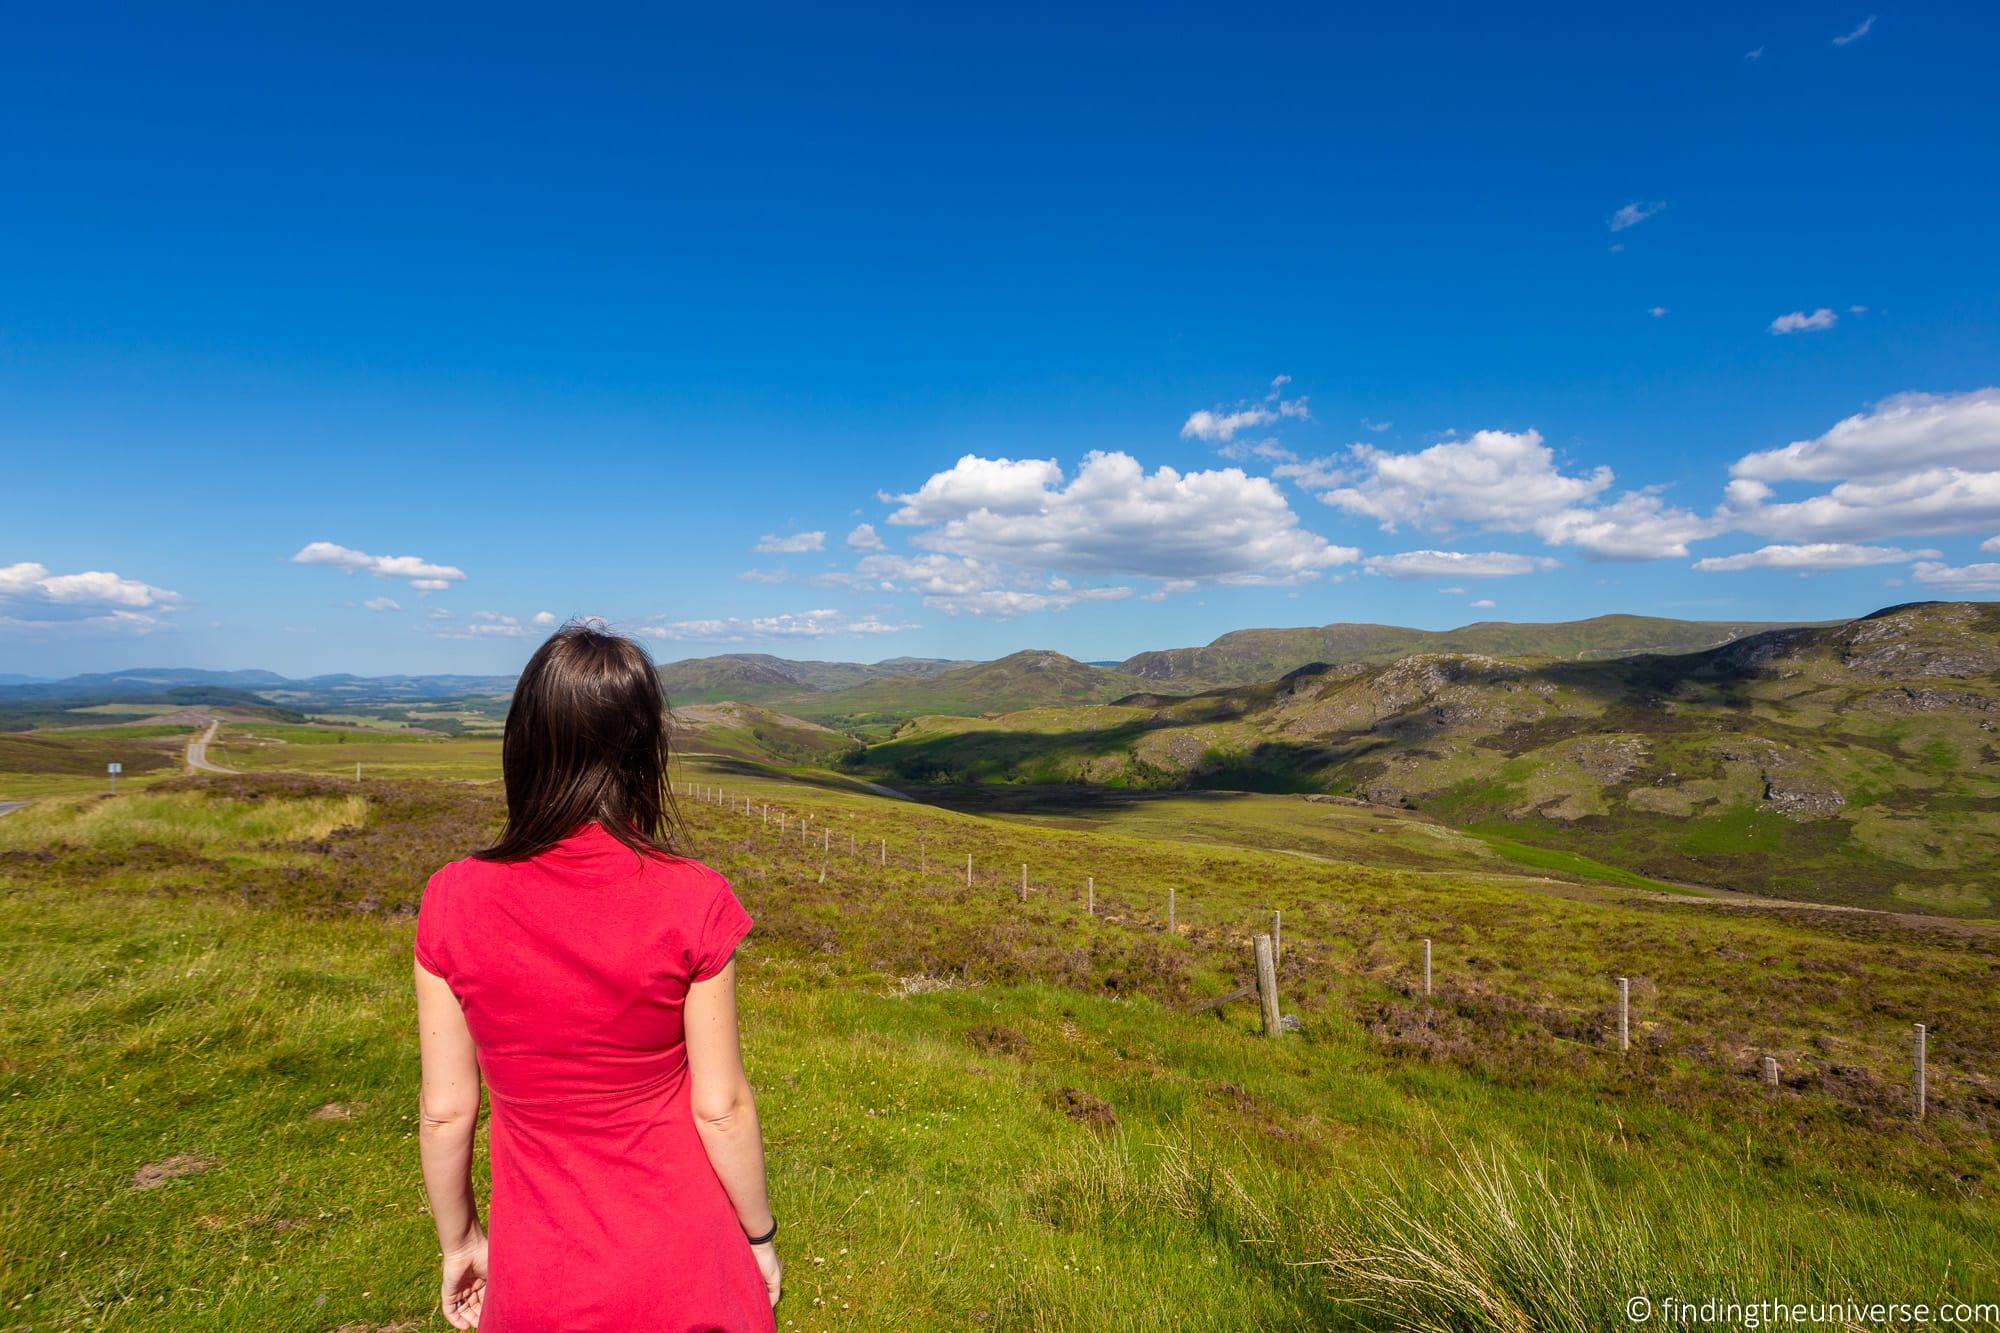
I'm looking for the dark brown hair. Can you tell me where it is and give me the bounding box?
[475,622,687,862]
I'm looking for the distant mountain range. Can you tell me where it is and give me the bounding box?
[854,601,2000,916]
[1,614,1818,731]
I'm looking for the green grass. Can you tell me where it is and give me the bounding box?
[1465,827,1689,892]
[2,769,1995,1328]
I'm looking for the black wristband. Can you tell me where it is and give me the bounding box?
[745,1218,777,1246]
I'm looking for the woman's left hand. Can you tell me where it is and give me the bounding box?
[440,1232,489,1328]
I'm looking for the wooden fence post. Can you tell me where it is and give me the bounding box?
[1019,862,1028,902]
[1167,887,1176,935]
[1086,876,1094,915]
[879,837,886,866]
[1422,937,1432,998]
[1617,977,1631,1053]
[966,852,973,887]
[1272,909,1281,964]
[1914,1023,1927,1122]
[823,828,830,852]
[920,840,926,873]
[1254,934,1280,1037]
[1762,1055,1779,1089]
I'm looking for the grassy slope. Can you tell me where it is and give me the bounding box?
[857,603,2000,917]
[1120,614,1809,687]
[781,653,1162,732]
[1,766,1995,1328]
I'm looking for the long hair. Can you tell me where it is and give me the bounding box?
[475,622,687,862]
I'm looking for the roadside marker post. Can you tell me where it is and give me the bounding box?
[1763,1055,1779,1089]
[1086,876,1094,916]
[1254,934,1281,1037]
[1272,909,1281,964]
[1914,1023,1928,1121]
[879,837,886,866]
[356,762,362,783]
[107,761,122,795]
[966,852,973,887]
[1167,887,1176,935]
[1423,937,1432,998]
[1020,862,1028,902]
[1618,977,1631,1053]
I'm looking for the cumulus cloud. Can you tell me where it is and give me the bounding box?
[1648,306,1669,318]
[363,596,402,612]
[1469,599,1498,610]
[886,451,1358,588]
[1362,550,1561,580]
[737,569,791,584]
[1361,419,1393,433]
[1533,491,1725,561]
[1984,536,2000,553]
[1180,379,1311,443]
[637,609,915,641]
[820,552,1133,618]
[1911,561,2000,593]
[1610,201,1666,232]
[1770,308,1839,335]
[0,561,187,633]
[291,541,467,591]
[1312,430,1608,530]
[1726,389,2000,540]
[1832,14,1875,45]
[753,531,825,554]
[1693,543,1940,572]
[532,611,557,626]
[845,523,885,551]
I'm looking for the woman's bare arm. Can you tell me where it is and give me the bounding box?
[686,957,773,1231]
[415,962,484,1253]
[686,957,781,1305]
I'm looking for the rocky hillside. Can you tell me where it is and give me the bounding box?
[1119,613,1809,688]
[860,602,2000,916]
[780,651,1159,731]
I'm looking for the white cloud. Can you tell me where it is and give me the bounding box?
[468,611,529,637]
[0,561,186,634]
[753,531,825,554]
[822,552,1135,618]
[1769,308,1838,335]
[1363,550,1561,580]
[737,569,791,584]
[1314,429,1613,532]
[1534,490,1724,561]
[1744,45,1764,60]
[532,611,557,626]
[1470,599,1497,610]
[1361,419,1393,433]
[1983,536,2000,553]
[1726,389,2000,541]
[425,608,454,621]
[363,596,402,612]
[1438,585,1467,596]
[1648,306,1669,318]
[845,523,885,551]
[637,609,915,642]
[886,451,1358,589]
[1911,561,2000,593]
[1609,201,1666,232]
[1832,14,1875,45]
[1181,381,1311,442]
[1693,543,1940,572]
[1217,438,1298,464]
[291,541,467,591]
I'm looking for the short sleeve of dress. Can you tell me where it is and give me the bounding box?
[689,868,753,983]
[414,866,452,979]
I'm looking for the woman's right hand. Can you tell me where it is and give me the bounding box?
[751,1240,782,1307]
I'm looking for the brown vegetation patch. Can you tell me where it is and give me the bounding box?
[1048,1085,1118,1129]
[966,1025,1029,1059]
[131,1154,216,1190]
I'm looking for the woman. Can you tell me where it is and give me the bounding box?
[414,623,781,1330]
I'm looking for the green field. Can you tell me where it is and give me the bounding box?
[2,734,1996,1329]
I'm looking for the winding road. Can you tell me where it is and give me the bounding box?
[185,718,233,774]
[0,802,25,817]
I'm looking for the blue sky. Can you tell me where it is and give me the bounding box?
[5,4,1998,677]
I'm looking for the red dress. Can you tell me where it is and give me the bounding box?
[415,823,773,1333]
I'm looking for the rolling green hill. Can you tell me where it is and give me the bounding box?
[781,650,1160,732]
[1119,613,1811,688]
[655,653,972,705]
[856,602,2000,916]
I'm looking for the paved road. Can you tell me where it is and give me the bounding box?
[0,801,25,817]
[185,718,233,774]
